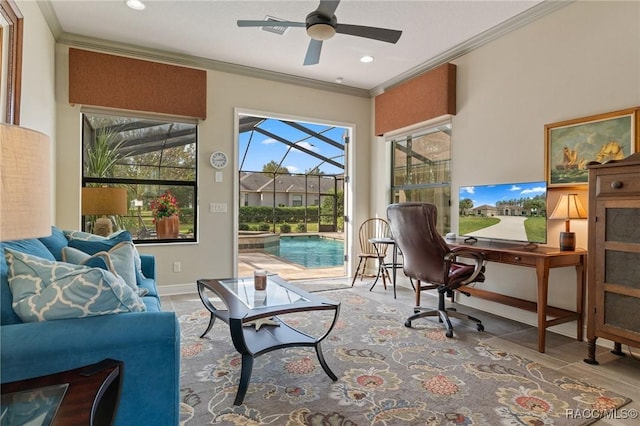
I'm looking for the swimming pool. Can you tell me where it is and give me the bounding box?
[267,235,344,268]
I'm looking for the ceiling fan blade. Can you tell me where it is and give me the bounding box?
[303,39,323,66]
[317,0,341,18]
[336,24,402,44]
[237,20,305,28]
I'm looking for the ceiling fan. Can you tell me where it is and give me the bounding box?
[237,0,402,66]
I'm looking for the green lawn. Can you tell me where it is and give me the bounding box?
[524,216,546,243]
[459,215,546,243]
[458,216,500,235]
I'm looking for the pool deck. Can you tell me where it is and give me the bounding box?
[238,232,348,281]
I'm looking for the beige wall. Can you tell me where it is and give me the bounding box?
[372,0,640,336]
[54,48,371,291]
[14,1,56,219]
[28,0,640,337]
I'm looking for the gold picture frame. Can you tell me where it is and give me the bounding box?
[545,107,639,188]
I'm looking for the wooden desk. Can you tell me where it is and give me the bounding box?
[448,239,587,353]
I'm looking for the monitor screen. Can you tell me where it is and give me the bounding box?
[458,181,547,244]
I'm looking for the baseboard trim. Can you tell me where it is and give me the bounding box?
[158,283,196,297]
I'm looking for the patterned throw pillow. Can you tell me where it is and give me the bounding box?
[4,248,146,322]
[62,243,138,291]
[65,230,146,284]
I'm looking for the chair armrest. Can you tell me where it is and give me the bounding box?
[446,247,485,285]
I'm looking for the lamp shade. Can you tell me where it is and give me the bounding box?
[82,187,128,216]
[549,194,587,221]
[1,124,51,241]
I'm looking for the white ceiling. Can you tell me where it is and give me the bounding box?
[43,0,565,94]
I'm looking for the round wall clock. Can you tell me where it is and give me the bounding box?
[209,151,228,169]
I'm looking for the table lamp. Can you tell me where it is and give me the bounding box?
[1,124,51,241]
[549,193,587,251]
[82,187,128,237]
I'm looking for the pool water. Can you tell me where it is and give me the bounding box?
[267,235,344,268]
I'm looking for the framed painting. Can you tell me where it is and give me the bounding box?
[545,107,639,187]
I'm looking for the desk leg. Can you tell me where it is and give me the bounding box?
[575,257,586,342]
[536,258,551,353]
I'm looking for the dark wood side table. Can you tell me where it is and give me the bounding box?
[1,359,123,426]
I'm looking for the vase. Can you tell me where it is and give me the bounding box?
[155,215,179,239]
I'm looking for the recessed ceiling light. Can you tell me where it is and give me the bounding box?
[360,55,374,63]
[126,0,145,11]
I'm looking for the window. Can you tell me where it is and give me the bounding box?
[292,194,302,206]
[390,121,451,234]
[81,112,197,243]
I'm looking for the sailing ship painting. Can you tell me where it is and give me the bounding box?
[546,111,636,186]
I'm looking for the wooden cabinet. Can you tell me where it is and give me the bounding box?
[585,152,640,364]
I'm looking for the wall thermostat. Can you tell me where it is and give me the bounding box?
[209,151,228,169]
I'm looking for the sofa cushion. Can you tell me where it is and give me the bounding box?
[65,230,146,284]
[38,226,69,261]
[142,295,162,312]
[4,248,146,322]
[1,240,56,325]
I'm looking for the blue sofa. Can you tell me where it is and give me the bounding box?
[1,229,180,425]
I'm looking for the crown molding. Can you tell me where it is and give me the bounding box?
[369,1,573,97]
[39,0,571,100]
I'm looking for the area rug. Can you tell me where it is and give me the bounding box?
[175,289,630,425]
[289,276,354,293]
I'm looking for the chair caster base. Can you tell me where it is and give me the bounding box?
[404,320,412,328]
[477,323,485,332]
[445,330,453,338]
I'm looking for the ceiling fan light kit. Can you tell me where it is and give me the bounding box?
[306,11,337,40]
[237,0,402,66]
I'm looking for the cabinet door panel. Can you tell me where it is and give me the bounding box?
[604,250,640,289]
[604,293,640,331]
[605,208,640,243]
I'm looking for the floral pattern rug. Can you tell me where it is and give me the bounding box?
[175,289,630,425]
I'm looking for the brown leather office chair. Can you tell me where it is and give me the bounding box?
[351,218,392,287]
[387,202,486,337]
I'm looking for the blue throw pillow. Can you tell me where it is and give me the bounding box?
[38,226,69,261]
[2,239,56,262]
[62,242,139,293]
[4,248,146,322]
[65,230,146,285]
[1,240,57,325]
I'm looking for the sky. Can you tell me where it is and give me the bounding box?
[459,181,547,207]
[238,117,347,175]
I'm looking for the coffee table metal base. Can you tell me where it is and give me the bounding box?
[197,278,340,405]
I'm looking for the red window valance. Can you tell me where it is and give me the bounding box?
[69,48,206,119]
[375,63,456,136]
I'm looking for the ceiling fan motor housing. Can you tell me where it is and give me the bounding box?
[306,11,337,40]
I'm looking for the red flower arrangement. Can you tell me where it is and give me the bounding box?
[150,191,180,223]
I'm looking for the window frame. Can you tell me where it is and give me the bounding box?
[80,110,198,244]
[388,120,452,234]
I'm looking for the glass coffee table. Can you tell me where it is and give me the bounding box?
[197,274,341,405]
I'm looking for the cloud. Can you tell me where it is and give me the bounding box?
[521,186,546,195]
[292,141,318,152]
[285,165,299,173]
[261,138,277,145]
[461,186,475,194]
